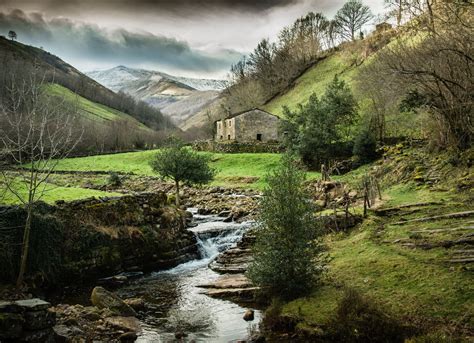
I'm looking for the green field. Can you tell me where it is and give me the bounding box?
[47,84,148,129]
[50,150,320,189]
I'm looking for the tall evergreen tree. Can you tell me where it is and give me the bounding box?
[247,155,327,299]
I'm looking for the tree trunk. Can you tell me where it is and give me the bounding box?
[16,204,32,289]
[175,180,180,206]
[397,0,402,26]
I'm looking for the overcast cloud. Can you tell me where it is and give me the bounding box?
[0,0,385,78]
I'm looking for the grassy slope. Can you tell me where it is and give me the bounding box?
[48,150,320,189]
[47,84,149,129]
[263,53,357,117]
[281,149,474,337]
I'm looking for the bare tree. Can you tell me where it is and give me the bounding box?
[335,0,373,41]
[0,70,82,288]
[361,1,473,150]
[384,0,404,26]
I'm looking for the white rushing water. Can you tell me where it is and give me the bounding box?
[116,211,260,343]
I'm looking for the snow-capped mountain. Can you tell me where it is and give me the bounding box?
[86,66,226,126]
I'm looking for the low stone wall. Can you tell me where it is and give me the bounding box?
[0,193,198,287]
[0,299,56,342]
[192,140,285,153]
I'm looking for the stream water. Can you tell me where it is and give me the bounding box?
[113,209,261,342]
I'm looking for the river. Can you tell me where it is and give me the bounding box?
[112,209,261,342]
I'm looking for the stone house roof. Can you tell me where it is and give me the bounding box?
[216,108,280,122]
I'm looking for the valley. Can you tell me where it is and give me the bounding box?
[0,1,472,342]
[87,66,226,126]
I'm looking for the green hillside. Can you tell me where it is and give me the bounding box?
[47,84,150,130]
[263,52,358,117]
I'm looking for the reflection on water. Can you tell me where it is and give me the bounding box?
[114,211,260,343]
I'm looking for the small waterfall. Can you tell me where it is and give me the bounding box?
[154,213,253,275]
[195,226,248,259]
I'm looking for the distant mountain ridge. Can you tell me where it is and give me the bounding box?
[87,66,227,92]
[86,66,226,127]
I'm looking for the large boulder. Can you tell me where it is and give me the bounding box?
[90,286,136,317]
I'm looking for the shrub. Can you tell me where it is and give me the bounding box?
[353,128,378,165]
[262,298,298,333]
[108,172,122,187]
[326,288,414,342]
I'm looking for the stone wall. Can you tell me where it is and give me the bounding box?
[0,299,56,342]
[0,193,199,286]
[193,140,284,153]
[235,109,280,143]
[215,109,281,143]
[215,117,236,141]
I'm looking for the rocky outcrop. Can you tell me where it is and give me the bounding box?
[0,192,199,286]
[0,298,56,342]
[52,303,142,342]
[201,231,259,302]
[91,287,136,317]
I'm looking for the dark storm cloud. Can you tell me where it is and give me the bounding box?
[0,9,243,73]
[1,0,302,15]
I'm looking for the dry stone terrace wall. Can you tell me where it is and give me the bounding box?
[0,193,198,287]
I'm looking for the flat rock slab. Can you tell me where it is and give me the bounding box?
[209,263,249,274]
[0,301,22,313]
[197,274,252,289]
[202,287,260,302]
[105,316,141,333]
[15,299,51,311]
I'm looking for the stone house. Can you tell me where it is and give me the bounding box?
[215,108,281,143]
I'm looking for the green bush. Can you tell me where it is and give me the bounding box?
[353,128,378,165]
[107,172,122,187]
[326,288,414,342]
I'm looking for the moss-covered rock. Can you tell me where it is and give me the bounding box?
[90,286,136,317]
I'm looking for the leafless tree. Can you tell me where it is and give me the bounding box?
[335,0,373,41]
[0,70,82,288]
[376,2,473,149]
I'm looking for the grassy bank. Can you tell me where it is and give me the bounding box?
[0,177,120,205]
[277,148,474,340]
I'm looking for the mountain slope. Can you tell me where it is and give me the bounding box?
[0,37,173,131]
[87,66,226,126]
[263,53,355,117]
[47,84,150,130]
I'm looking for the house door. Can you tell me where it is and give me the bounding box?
[256,133,262,141]
[228,135,231,140]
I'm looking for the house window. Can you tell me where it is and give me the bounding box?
[228,120,232,127]
[256,133,262,141]
[220,135,223,140]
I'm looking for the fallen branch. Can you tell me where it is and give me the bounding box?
[374,201,442,216]
[448,258,474,263]
[410,226,474,234]
[392,211,474,225]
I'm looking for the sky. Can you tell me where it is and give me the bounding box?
[0,0,386,79]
